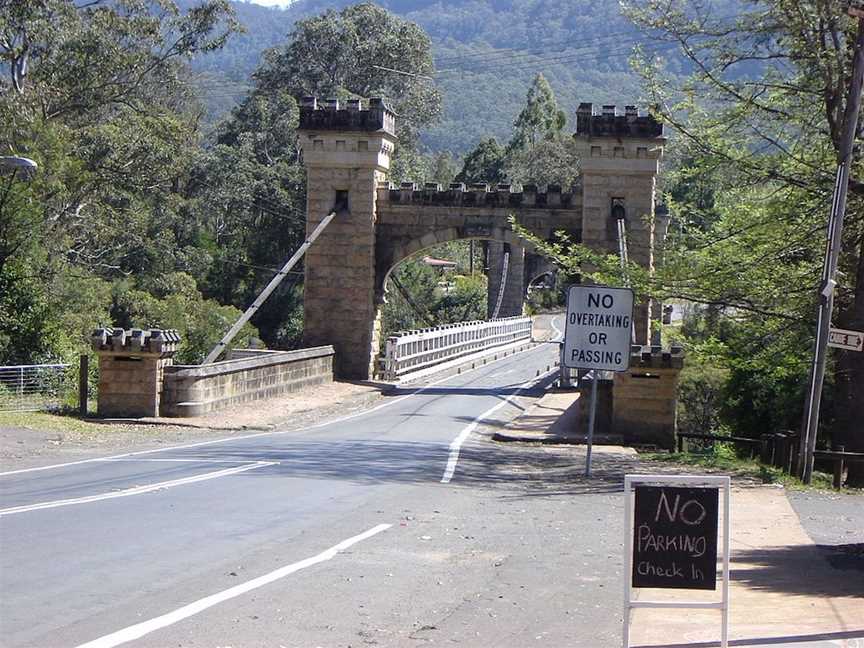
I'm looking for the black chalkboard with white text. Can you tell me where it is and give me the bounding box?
[632,486,719,590]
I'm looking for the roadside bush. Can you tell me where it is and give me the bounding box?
[677,354,728,434]
[111,273,258,364]
[526,287,563,312]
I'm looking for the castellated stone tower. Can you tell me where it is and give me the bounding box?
[297,97,396,379]
[573,103,667,344]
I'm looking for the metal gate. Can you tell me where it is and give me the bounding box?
[0,364,73,412]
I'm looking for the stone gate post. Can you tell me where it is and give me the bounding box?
[297,97,396,379]
[90,328,180,417]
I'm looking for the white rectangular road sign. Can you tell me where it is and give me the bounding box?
[828,327,864,352]
[564,285,634,371]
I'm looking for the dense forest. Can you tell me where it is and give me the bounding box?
[182,0,691,151]
[1,0,862,481]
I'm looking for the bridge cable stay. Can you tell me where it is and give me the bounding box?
[490,251,510,319]
[203,211,337,365]
[390,274,434,327]
[614,211,637,345]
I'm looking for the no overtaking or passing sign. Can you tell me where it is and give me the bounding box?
[564,285,634,371]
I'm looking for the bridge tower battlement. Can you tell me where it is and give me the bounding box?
[298,97,666,379]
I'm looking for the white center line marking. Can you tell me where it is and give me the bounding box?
[440,368,557,484]
[74,523,392,648]
[0,462,275,517]
[95,458,248,463]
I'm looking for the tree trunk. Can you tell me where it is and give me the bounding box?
[834,238,864,485]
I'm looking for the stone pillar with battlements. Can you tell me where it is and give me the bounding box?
[297,97,396,379]
[573,103,666,345]
[91,328,180,417]
[613,344,684,449]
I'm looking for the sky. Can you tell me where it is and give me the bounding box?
[242,0,294,7]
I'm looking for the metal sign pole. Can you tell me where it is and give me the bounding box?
[585,370,598,477]
[799,13,864,483]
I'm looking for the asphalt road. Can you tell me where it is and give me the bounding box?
[1,315,630,648]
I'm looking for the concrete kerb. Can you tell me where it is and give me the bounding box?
[491,389,585,444]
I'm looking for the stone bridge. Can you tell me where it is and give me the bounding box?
[298,97,667,379]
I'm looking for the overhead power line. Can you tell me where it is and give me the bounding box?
[433,30,645,68]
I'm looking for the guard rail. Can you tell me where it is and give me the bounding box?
[382,316,532,381]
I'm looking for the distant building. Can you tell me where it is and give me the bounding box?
[422,255,457,271]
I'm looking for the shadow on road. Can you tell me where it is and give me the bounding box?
[176,434,647,497]
[631,628,864,648]
[730,543,864,598]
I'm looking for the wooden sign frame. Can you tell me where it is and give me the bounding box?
[623,475,731,648]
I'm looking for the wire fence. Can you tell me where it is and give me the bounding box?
[0,364,76,412]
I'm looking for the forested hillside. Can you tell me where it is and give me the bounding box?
[185,0,687,151]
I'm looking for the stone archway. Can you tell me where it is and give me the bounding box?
[297,97,665,379]
[376,231,537,332]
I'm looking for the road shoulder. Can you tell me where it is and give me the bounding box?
[0,380,387,471]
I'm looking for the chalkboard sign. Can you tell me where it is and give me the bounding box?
[632,486,719,590]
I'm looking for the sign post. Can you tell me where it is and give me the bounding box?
[623,475,731,648]
[564,285,634,476]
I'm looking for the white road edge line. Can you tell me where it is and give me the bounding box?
[0,337,556,478]
[74,523,392,648]
[0,462,275,517]
[440,367,558,484]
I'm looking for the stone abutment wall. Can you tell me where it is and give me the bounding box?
[91,328,335,418]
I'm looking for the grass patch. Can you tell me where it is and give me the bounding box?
[644,443,842,492]
[0,410,103,434]
[0,410,163,439]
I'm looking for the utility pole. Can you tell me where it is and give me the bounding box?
[799,8,864,483]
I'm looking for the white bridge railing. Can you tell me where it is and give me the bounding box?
[382,316,533,381]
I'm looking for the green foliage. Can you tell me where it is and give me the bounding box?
[490,74,580,188]
[429,151,459,187]
[182,0,688,151]
[455,137,506,185]
[507,74,567,152]
[0,0,246,366]
[381,241,487,341]
[0,263,56,364]
[254,3,441,148]
[111,273,256,364]
[676,354,729,435]
[623,0,864,459]
[526,287,564,312]
[431,274,488,323]
[504,136,580,188]
[383,258,440,334]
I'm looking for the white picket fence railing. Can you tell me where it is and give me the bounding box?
[0,363,72,411]
[382,316,533,381]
